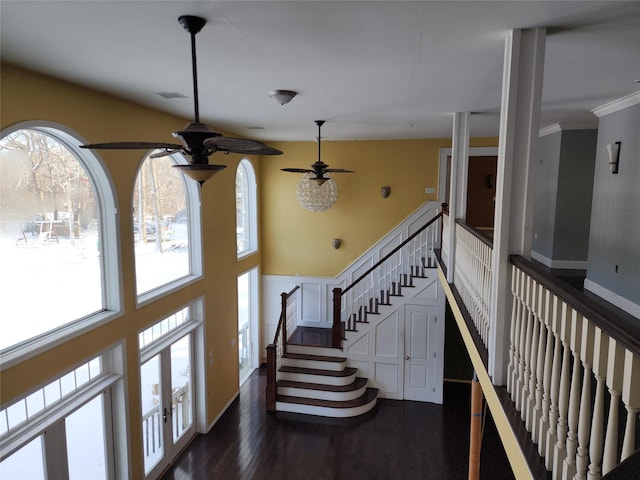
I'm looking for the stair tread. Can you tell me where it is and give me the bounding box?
[277,387,378,409]
[279,365,357,377]
[278,377,367,392]
[282,352,346,363]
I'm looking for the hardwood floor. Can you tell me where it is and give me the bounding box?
[161,368,514,480]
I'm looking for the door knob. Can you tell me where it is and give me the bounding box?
[405,355,410,360]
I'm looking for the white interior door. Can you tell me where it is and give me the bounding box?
[403,304,439,402]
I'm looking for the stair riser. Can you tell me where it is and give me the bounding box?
[278,371,355,386]
[281,357,344,371]
[278,385,367,402]
[287,344,344,357]
[275,398,377,418]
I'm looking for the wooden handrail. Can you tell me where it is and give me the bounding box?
[455,218,493,249]
[266,285,300,411]
[342,212,443,296]
[510,255,640,356]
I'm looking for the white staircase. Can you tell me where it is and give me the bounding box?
[275,344,378,418]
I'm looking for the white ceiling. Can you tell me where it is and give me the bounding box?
[2,1,639,142]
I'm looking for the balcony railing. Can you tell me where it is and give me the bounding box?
[442,217,640,478]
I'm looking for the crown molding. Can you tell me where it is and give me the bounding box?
[592,90,640,118]
[539,122,598,137]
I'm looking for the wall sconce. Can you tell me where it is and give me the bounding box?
[607,141,621,174]
[332,238,342,249]
[381,186,391,198]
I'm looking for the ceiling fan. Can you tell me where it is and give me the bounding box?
[281,120,354,185]
[80,15,282,186]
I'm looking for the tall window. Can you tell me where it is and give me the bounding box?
[133,153,202,302]
[235,159,257,257]
[0,125,119,363]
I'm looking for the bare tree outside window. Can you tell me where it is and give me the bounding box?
[0,129,102,350]
[133,154,190,296]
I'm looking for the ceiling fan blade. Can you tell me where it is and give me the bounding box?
[229,146,283,155]
[80,142,183,150]
[324,168,355,174]
[281,168,314,173]
[149,148,184,159]
[204,136,264,151]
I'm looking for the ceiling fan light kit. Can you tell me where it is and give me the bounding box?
[282,120,354,211]
[80,15,282,186]
[268,90,297,105]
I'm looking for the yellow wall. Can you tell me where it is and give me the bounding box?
[261,137,496,277]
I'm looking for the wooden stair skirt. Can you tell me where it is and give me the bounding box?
[276,344,378,418]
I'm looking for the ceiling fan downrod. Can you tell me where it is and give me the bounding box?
[178,15,206,124]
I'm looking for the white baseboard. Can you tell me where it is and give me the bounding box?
[531,251,587,270]
[583,279,640,319]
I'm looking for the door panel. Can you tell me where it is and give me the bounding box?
[404,305,438,402]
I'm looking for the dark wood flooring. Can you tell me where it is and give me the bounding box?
[161,368,514,480]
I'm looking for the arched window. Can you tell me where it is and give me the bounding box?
[235,159,257,258]
[0,123,120,364]
[133,152,202,303]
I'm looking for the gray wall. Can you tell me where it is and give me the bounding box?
[533,129,597,264]
[586,104,640,305]
[553,130,598,260]
[533,131,561,258]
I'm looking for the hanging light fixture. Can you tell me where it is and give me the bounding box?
[282,121,354,212]
[296,172,338,211]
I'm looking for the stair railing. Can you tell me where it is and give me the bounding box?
[331,210,443,348]
[266,285,300,411]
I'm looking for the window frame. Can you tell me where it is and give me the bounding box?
[236,158,258,259]
[0,122,123,370]
[0,343,127,479]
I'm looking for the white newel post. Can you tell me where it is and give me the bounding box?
[490,27,546,385]
[446,112,470,284]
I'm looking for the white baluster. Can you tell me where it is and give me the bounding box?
[553,303,572,479]
[546,297,564,467]
[526,280,541,432]
[587,328,609,480]
[621,350,640,461]
[602,338,625,474]
[539,289,554,457]
[532,286,549,444]
[507,265,520,395]
[562,310,583,480]
[516,272,529,409]
[574,318,595,480]
[520,277,534,419]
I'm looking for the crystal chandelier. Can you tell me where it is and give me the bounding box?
[296,173,338,212]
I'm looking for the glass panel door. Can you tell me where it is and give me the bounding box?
[66,395,107,479]
[140,333,195,478]
[140,355,163,475]
[170,335,192,443]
